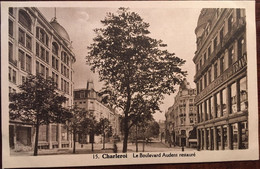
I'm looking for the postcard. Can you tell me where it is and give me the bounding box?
[1,1,259,168]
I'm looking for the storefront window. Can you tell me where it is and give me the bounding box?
[223,125,228,149]
[241,121,248,149]
[232,123,238,150]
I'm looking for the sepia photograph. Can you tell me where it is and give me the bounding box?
[1,1,259,168]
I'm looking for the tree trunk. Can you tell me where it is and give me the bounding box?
[142,136,145,152]
[91,142,94,152]
[135,125,138,152]
[103,132,105,149]
[33,120,40,156]
[122,117,129,153]
[73,131,76,154]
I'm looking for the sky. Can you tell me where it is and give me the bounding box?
[39,7,201,121]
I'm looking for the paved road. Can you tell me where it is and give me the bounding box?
[10,140,197,156]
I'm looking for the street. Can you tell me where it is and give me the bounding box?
[10,140,196,156]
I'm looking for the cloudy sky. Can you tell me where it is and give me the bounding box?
[39,7,201,121]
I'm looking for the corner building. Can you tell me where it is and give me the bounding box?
[8,7,76,149]
[165,79,197,148]
[74,81,121,144]
[193,8,248,150]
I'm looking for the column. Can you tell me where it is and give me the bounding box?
[58,124,62,148]
[220,126,224,150]
[227,124,233,150]
[48,124,52,149]
[208,128,212,150]
[204,128,207,150]
[200,129,203,150]
[197,129,200,150]
[213,126,218,150]
[237,122,242,149]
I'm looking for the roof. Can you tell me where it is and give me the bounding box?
[50,18,70,43]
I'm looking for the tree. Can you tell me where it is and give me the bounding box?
[97,118,112,149]
[87,7,186,152]
[9,74,72,156]
[66,107,90,154]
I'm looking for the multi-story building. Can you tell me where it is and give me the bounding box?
[74,81,121,143]
[8,7,76,149]
[165,79,197,147]
[193,8,248,150]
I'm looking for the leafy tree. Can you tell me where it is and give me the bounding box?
[9,74,72,156]
[87,7,186,152]
[66,107,90,154]
[97,118,112,149]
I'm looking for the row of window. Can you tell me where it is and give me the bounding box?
[197,77,247,123]
[198,121,248,150]
[61,78,70,94]
[196,36,246,94]
[196,9,244,74]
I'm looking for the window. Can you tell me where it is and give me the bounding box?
[196,64,199,72]
[220,27,224,44]
[204,101,208,121]
[19,28,25,45]
[240,77,248,111]
[199,78,203,92]
[46,67,49,79]
[36,27,49,46]
[228,15,233,32]
[238,37,245,59]
[208,69,212,83]
[204,53,207,63]
[52,42,58,56]
[12,69,16,84]
[199,59,202,68]
[26,35,32,50]
[216,92,221,117]
[207,98,212,120]
[40,64,45,76]
[9,19,13,37]
[9,67,12,82]
[19,10,31,31]
[220,57,224,73]
[204,74,207,88]
[46,51,49,63]
[222,88,227,116]
[214,62,218,79]
[36,43,40,56]
[208,46,211,57]
[52,56,59,70]
[9,7,13,15]
[213,36,218,50]
[19,50,25,70]
[9,42,14,62]
[228,46,235,66]
[25,54,32,73]
[36,61,39,74]
[231,82,237,113]
[201,103,204,122]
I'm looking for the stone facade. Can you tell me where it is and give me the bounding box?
[193,8,248,150]
[8,7,76,149]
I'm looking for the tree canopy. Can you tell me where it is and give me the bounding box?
[87,7,186,152]
[9,74,72,155]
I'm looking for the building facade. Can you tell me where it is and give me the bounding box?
[193,8,248,150]
[8,7,76,149]
[165,80,197,147]
[74,81,121,143]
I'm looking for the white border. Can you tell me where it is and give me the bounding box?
[1,1,258,168]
